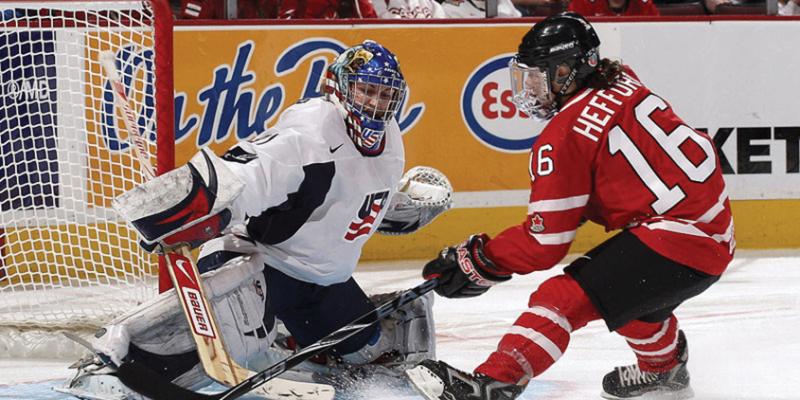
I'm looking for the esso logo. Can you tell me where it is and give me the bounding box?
[461,54,546,153]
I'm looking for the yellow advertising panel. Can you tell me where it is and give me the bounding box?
[172,25,538,189]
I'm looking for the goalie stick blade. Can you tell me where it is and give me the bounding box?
[116,356,335,400]
[117,359,217,400]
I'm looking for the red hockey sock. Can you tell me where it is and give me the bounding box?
[616,315,680,372]
[475,275,601,384]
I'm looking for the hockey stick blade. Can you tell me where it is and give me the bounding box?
[117,359,215,399]
[116,357,334,400]
[117,278,439,400]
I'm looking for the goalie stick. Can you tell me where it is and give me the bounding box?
[100,51,334,400]
[115,278,440,400]
[100,51,156,179]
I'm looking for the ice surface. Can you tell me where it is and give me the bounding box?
[1,250,798,399]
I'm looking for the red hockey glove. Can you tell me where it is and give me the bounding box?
[423,234,511,299]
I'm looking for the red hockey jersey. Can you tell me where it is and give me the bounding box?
[568,0,659,17]
[567,0,660,16]
[485,67,734,277]
[179,0,377,19]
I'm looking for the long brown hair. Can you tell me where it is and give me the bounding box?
[585,59,624,89]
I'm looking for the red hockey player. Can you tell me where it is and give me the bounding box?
[180,0,278,18]
[405,12,733,400]
[179,0,377,19]
[568,0,660,16]
[276,0,378,18]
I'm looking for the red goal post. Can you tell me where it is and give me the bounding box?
[0,0,174,354]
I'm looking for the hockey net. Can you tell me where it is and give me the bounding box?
[0,0,174,357]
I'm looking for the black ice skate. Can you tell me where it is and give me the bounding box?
[406,359,526,400]
[601,330,694,399]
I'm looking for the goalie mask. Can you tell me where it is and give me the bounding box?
[509,12,600,121]
[324,40,407,156]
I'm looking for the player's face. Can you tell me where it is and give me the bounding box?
[509,59,556,120]
[524,67,550,96]
[350,81,400,121]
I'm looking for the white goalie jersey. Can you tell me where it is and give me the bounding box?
[221,97,405,285]
[114,96,452,285]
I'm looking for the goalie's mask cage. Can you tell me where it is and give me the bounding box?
[509,12,600,121]
[323,40,407,156]
[0,0,173,357]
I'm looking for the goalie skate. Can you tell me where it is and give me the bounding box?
[55,347,145,400]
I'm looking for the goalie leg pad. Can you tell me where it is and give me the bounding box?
[206,255,278,370]
[339,291,435,367]
[86,255,276,390]
[112,149,245,251]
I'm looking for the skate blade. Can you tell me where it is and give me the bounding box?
[52,386,126,400]
[405,365,445,400]
[600,386,695,400]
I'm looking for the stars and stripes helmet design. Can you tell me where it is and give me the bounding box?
[324,40,407,156]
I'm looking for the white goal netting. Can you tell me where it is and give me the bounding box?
[0,1,173,357]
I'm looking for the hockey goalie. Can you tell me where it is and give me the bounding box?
[57,40,453,400]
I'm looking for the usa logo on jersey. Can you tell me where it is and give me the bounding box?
[345,190,390,241]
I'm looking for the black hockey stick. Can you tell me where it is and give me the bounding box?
[116,278,440,400]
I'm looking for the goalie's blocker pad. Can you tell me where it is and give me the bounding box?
[113,149,244,251]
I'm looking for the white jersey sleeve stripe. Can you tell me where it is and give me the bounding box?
[530,230,577,245]
[712,219,736,253]
[528,194,590,213]
[643,220,706,237]
[697,188,728,223]
[643,218,733,247]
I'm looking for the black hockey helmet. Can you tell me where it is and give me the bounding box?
[509,12,601,120]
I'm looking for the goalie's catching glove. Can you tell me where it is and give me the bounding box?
[378,166,453,235]
[423,234,511,298]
